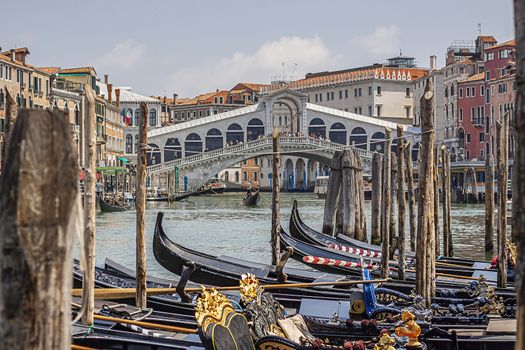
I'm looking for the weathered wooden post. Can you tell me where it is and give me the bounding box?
[397,126,406,280]
[1,87,17,165]
[511,2,525,346]
[342,150,356,237]
[389,154,398,258]
[271,127,281,264]
[82,85,97,325]
[0,109,79,349]
[485,154,495,254]
[441,146,450,256]
[445,152,453,256]
[322,151,343,235]
[434,146,440,256]
[497,113,509,288]
[371,152,383,245]
[416,80,436,306]
[380,128,392,279]
[136,102,148,308]
[356,152,367,241]
[405,141,416,251]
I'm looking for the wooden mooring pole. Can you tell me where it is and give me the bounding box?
[136,102,148,308]
[0,109,79,349]
[446,151,453,256]
[416,80,436,306]
[322,151,343,235]
[271,127,281,265]
[434,146,440,256]
[511,2,525,347]
[405,141,416,251]
[380,127,392,279]
[371,152,382,245]
[342,150,356,237]
[1,87,17,166]
[389,153,397,259]
[82,85,96,325]
[485,154,495,254]
[397,126,406,280]
[497,113,509,288]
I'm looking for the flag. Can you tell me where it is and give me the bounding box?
[125,109,131,126]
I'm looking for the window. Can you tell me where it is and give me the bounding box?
[480,86,484,96]
[214,109,218,114]
[368,86,372,95]
[405,106,411,118]
[486,71,491,80]
[471,107,475,121]
[459,109,463,121]
[315,94,318,102]
[406,88,411,97]
[466,88,470,97]
[466,133,471,143]
[471,87,475,97]
[354,88,358,97]
[377,86,382,95]
[243,172,247,181]
[339,90,343,99]
[345,90,348,98]
[459,88,463,98]
[354,107,358,113]
[254,172,258,181]
[499,49,508,59]
[214,97,218,103]
[486,52,494,61]
[268,159,271,167]
[358,88,362,96]
[451,85,455,96]
[0,64,3,79]
[480,133,485,142]
[376,105,382,116]
[125,134,133,154]
[219,97,223,104]
[358,107,362,114]
[319,93,322,102]
[331,92,334,100]
[368,105,372,116]
[149,109,157,126]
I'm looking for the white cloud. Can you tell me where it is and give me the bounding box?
[168,36,341,96]
[97,39,146,71]
[354,25,400,58]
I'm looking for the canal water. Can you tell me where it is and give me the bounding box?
[93,193,490,279]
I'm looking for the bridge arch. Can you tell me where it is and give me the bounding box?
[164,138,181,162]
[329,122,347,145]
[308,118,326,138]
[185,133,203,157]
[247,118,264,141]
[147,143,161,165]
[226,123,243,145]
[205,128,223,151]
[350,127,367,150]
[370,131,385,153]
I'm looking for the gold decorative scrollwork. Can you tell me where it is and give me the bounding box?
[195,286,234,332]
[240,273,264,305]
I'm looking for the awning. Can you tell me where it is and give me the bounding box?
[118,157,130,163]
[96,166,128,175]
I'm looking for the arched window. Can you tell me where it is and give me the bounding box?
[224,172,229,182]
[164,138,181,162]
[134,109,140,126]
[125,134,133,154]
[226,123,243,144]
[149,108,157,127]
[205,128,223,151]
[308,118,326,138]
[134,134,138,153]
[370,132,385,153]
[329,122,347,145]
[235,171,240,183]
[350,127,367,150]
[247,118,264,141]
[185,133,202,157]
[146,144,161,165]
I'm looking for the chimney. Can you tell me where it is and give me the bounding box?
[104,74,109,84]
[430,55,437,71]
[216,89,219,92]
[115,88,121,107]
[107,83,113,103]
[173,93,178,105]
[10,49,15,62]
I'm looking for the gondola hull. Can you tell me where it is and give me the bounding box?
[99,198,130,212]
[242,190,260,206]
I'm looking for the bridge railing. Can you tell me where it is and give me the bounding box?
[146,136,373,173]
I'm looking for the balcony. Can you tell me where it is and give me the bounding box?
[96,134,107,144]
[52,79,83,93]
[473,118,485,127]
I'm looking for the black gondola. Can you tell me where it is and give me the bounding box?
[99,197,131,212]
[242,190,260,206]
[169,192,192,202]
[147,196,170,202]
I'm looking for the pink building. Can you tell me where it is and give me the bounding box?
[457,73,486,160]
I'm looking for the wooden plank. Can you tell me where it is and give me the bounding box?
[486,319,517,335]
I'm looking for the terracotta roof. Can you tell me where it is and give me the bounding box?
[59,66,97,75]
[261,67,428,93]
[1,47,30,56]
[465,72,485,82]
[151,96,176,104]
[486,39,516,51]
[175,90,230,106]
[478,36,497,43]
[38,67,61,74]
[455,58,476,65]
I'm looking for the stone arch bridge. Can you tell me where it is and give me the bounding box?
[142,89,419,190]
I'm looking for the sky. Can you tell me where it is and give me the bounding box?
[1,0,515,98]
